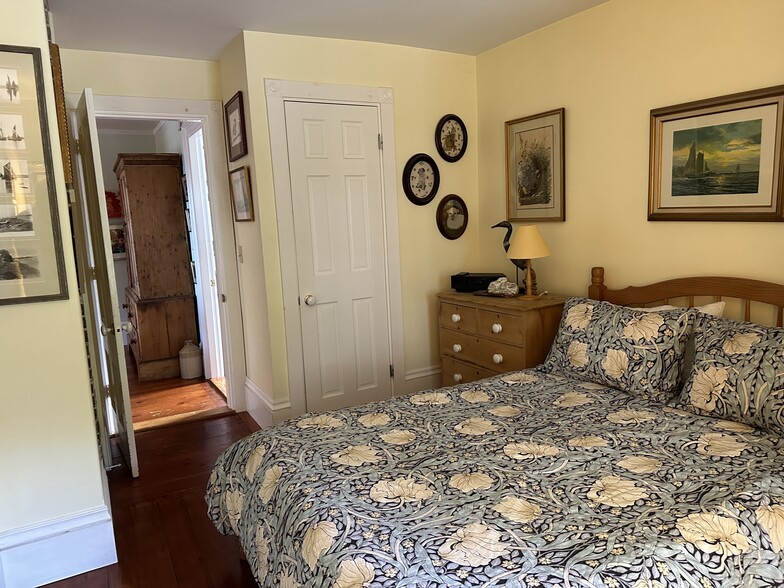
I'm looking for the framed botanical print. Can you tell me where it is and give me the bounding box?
[505,108,565,222]
[224,91,248,162]
[229,166,254,222]
[0,44,67,305]
[649,85,784,221]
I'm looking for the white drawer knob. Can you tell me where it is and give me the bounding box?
[492,323,503,334]
[493,353,504,364]
[451,313,461,323]
[452,344,462,353]
[453,373,463,382]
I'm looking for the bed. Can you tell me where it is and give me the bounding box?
[206,267,784,587]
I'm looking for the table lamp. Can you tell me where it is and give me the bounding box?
[506,225,550,299]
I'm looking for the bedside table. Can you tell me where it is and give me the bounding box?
[437,292,566,386]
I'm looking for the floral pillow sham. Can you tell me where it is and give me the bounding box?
[543,297,696,403]
[678,313,784,436]
[641,301,726,382]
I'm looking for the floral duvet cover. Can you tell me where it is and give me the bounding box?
[206,370,784,587]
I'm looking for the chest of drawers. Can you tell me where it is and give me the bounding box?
[437,292,565,386]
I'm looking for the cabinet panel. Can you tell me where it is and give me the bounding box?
[439,303,478,334]
[477,309,524,345]
[472,338,525,372]
[441,356,494,387]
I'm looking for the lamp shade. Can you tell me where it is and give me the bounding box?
[506,225,550,260]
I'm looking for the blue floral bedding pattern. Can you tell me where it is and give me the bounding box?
[679,313,784,436]
[543,297,696,404]
[206,370,784,587]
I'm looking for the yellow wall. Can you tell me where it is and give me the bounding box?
[230,32,479,404]
[0,0,106,531]
[477,0,784,297]
[218,35,276,401]
[60,49,220,100]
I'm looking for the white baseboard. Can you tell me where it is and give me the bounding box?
[401,364,441,395]
[0,506,116,587]
[243,376,297,428]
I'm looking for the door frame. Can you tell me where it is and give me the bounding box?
[65,93,246,412]
[266,79,406,417]
[181,121,224,380]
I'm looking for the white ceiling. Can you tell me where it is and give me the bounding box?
[48,0,606,61]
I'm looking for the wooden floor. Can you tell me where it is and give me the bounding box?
[127,350,231,430]
[46,413,262,587]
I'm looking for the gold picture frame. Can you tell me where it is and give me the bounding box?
[229,166,254,222]
[505,108,565,222]
[648,85,784,222]
[0,44,67,305]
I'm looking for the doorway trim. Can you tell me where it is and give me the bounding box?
[64,93,246,412]
[265,79,405,419]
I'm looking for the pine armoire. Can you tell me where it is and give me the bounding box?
[114,153,197,381]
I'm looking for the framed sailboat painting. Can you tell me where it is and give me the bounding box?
[648,85,784,221]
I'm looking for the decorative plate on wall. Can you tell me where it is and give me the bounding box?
[402,153,440,205]
[435,114,468,162]
[436,194,468,239]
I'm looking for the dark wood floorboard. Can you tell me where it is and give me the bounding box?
[126,349,229,430]
[45,413,261,588]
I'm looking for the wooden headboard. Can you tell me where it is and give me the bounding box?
[588,266,784,327]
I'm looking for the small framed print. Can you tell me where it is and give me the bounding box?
[0,45,67,305]
[224,91,248,162]
[402,153,440,205]
[109,222,126,260]
[435,114,468,162]
[229,166,254,222]
[505,108,565,222]
[649,85,784,221]
[436,194,468,240]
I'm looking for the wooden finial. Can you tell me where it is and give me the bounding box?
[589,267,606,300]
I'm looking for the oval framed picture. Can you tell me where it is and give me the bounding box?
[402,153,440,205]
[435,114,468,162]
[436,194,468,240]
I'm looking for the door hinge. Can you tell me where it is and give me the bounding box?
[389,364,394,378]
[378,134,383,150]
[221,293,226,303]
[74,139,80,153]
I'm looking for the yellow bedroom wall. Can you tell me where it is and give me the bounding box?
[476,0,784,296]
[59,49,220,100]
[227,32,479,407]
[0,0,107,532]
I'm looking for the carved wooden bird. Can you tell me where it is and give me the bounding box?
[491,220,536,294]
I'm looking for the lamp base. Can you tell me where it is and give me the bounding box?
[517,294,541,300]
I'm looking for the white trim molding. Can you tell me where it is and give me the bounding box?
[402,365,441,395]
[244,377,296,428]
[265,79,405,418]
[0,506,116,587]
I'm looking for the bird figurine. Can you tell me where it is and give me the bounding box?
[491,220,537,295]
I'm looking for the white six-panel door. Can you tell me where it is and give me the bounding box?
[285,101,392,412]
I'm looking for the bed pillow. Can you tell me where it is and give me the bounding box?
[677,313,784,436]
[542,297,696,403]
[641,301,726,382]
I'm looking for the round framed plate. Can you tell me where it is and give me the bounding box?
[435,114,468,162]
[436,194,468,240]
[402,153,440,205]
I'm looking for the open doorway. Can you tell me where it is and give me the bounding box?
[96,116,229,430]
